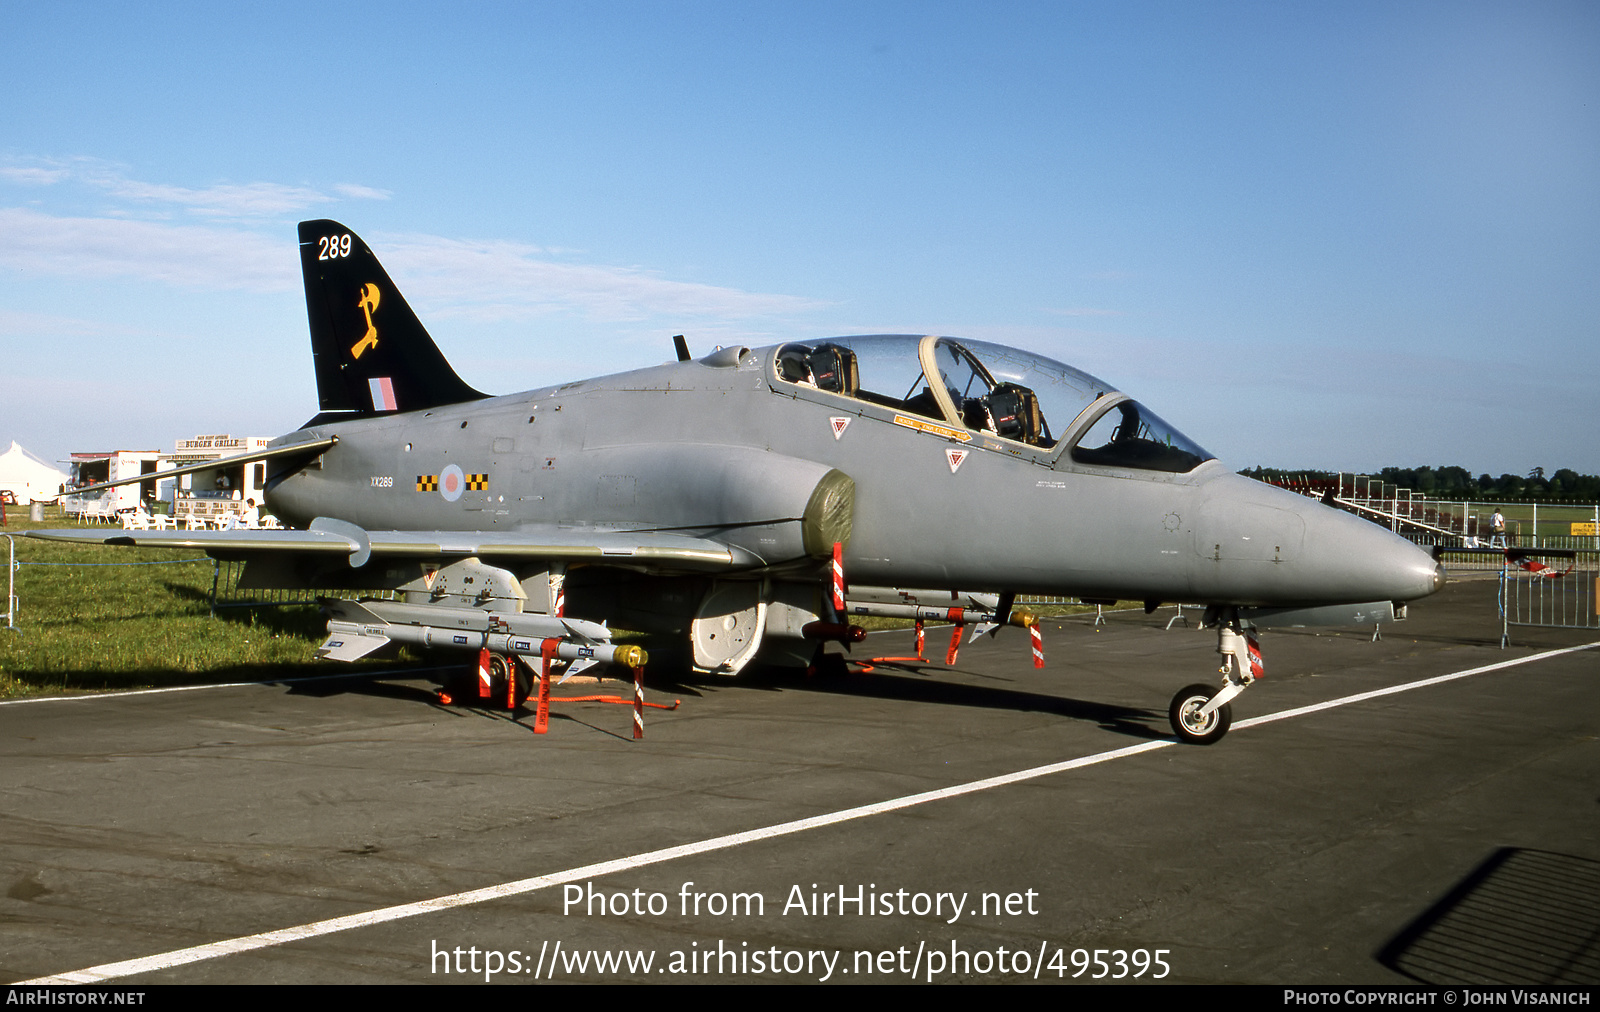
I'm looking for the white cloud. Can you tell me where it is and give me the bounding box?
[0,164,72,186]
[0,308,150,338]
[0,157,824,324]
[0,207,296,291]
[377,232,826,323]
[0,207,825,324]
[103,178,335,217]
[0,156,390,218]
[333,183,393,201]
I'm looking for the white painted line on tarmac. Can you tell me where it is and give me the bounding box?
[23,638,1600,984]
[1234,638,1600,731]
[30,737,1174,984]
[0,666,460,706]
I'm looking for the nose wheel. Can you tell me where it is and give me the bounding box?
[1169,683,1232,745]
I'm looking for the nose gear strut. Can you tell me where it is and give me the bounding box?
[1168,609,1261,745]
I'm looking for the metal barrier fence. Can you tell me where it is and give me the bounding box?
[1499,559,1600,648]
[3,535,16,632]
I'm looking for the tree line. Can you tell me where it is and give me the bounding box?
[1238,465,1600,502]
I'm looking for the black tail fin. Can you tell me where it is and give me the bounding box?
[298,219,487,422]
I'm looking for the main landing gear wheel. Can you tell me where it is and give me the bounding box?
[488,652,533,708]
[1169,683,1232,745]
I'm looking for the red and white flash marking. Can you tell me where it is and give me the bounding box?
[831,542,845,614]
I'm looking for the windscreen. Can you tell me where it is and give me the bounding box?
[1069,400,1214,473]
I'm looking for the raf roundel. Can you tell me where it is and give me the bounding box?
[439,464,465,502]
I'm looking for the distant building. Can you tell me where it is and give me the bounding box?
[0,441,69,504]
[63,449,162,520]
[162,434,273,525]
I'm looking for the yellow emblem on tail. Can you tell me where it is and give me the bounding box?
[351,283,381,358]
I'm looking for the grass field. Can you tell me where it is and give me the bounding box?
[0,506,410,698]
[1488,503,1600,536]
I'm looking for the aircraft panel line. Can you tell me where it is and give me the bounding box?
[21,637,1598,985]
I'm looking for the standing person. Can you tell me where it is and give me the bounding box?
[1490,508,1507,547]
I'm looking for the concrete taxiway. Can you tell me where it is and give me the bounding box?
[2,577,1597,985]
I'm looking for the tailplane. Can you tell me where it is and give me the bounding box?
[298,219,487,422]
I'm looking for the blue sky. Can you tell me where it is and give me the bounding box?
[3,1,1597,477]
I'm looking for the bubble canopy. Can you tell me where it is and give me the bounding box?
[771,334,1214,473]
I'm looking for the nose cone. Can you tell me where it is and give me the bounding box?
[1197,473,1446,606]
[1301,502,1446,604]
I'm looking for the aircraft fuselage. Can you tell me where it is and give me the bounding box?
[266,341,1440,610]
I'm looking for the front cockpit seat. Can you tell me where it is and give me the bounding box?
[965,383,1043,444]
[806,343,859,396]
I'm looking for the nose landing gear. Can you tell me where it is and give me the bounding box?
[1168,613,1261,745]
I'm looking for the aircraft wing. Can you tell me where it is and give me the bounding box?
[366,527,762,570]
[29,528,362,554]
[26,522,763,572]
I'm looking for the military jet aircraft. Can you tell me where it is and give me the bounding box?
[33,220,1445,743]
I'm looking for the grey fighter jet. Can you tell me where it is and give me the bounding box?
[33,221,1445,743]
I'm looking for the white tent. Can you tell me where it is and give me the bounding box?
[0,441,68,503]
